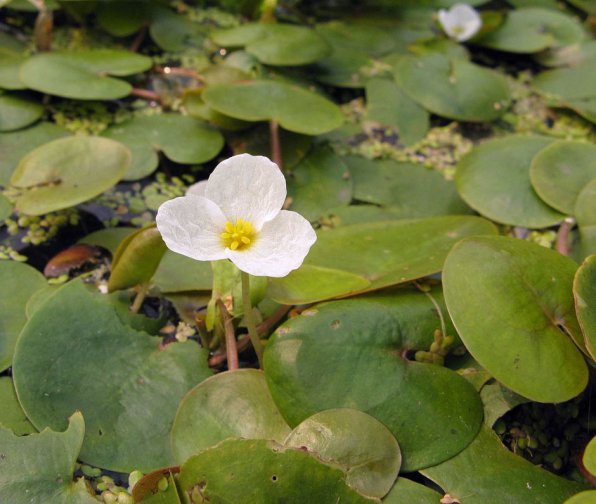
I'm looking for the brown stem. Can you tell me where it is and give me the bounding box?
[256,304,292,336]
[216,299,239,371]
[556,217,575,256]
[130,88,161,102]
[130,283,149,314]
[34,6,53,52]
[129,24,148,53]
[154,65,205,82]
[269,120,283,170]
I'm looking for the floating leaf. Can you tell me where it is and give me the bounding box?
[134,471,181,504]
[149,8,207,52]
[0,37,26,90]
[264,292,483,471]
[285,408,400,498]
[365,77,429,146]
[13,280,212,471]
[0,260,47,371]
[565,491,596,504]
[443,236,588,402]
[171,369,291,464]
[0,412,97,504]
[0,92,43,131]
[584,436,596,476]
[19,50,152,100]
[574,255,596,360]
[382,477,442,504]
[79,227,137,255]
[480,380,529,428]
[456,135,564,227]
[575,174,596,260]
[344,155,469,216]
[10,136,131,215]
[0,122,70,186]
[287,146,352,221]
[393,53,511,122]
[108,224,167,292]
[269,216,496,305]
[96,1,149,36]
[476,8,585,53]
[212,23,330,66]
[183,88,252,131]
[202,80,343,135]
[422,426,586,504]
[153,250,213,293]
[530,140,596,215]
[178,438,377,503]
[0,377,35,435]
[102,114,224,180]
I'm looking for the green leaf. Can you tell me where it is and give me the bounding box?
[183,88,252,131]
[287,146,352,221]
[178,438,378,503]
[171,369,291,464]
[149,8,207,52]
[0,260,47,371]
[574,255,596,360]
[0,192,11,223]
[0,92,43,132]
[422,425,586,504]
[382,477,442,504]
[12,280,212,472]
[153,250,213,293]
[393,53,511,122]
[0,45,26,90]
[269,216,497,305]
[344,155,469,216]
[365,77,429,146]
[0,412,97,504]
[480,380,529,428]
[443,236,588,402]
[264,292,483,471]
[202,80,344,135]
[456,135,565,227]
[476,8,585,53]
[0,121,70,186]
[530,140,596,214]
[19,50,152,100]
[10,136,131,216]
[584,436,596,476]
[575,175,596,260]
[285,409,400,498]
[212,23,330,66]
[96,1,149,36]
[79,227,137,255]
[0,377,35,435]
[565,491,596,504]
[136,472,181,504]
[108,224,168,292]
[102,114,224,181]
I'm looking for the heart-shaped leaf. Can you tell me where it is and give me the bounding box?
[19,50,152,99]
[13,280,212,472]
[171,369,291,464]
[202,80,343,135]
[102,114,224,180]
[285,408,400,498]
[574,255,596,359]
[264,292,483,471]
[10,136,131,215]
[0,92,43,131]
[443,236,588,402]
[456,135,565,227]
[530,140,596,214]
[0,377,35,435]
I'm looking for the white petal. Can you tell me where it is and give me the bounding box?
[185,180,207,197]
[226,210,317,277]
[156,195,228,261]
[438,3,482,42]
[205,153,286,229]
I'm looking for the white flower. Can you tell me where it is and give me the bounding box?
[185,180,207,197]
[438,3,482,42]
[156,154,317,278]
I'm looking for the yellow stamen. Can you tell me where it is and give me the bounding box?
[221,219,255,251]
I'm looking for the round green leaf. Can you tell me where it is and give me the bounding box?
[584,435,596,476]
[0,377,35,435]
[422,425,586,504]
[102,114,224,180]
[13,280,212,472]
[149,8,207,52]
[79,227,137,255]
[456,135,565,227]
[382,477,442,504]
[202,80,343,135]
[10,136,131,216]
[97,1,149,36]
[0,412,97,504]
[0,47,27,90]
[285,408,400,498]
[476,8,585,53]
[0,92,43,131]
[0,121,70,186]
[269,216,497,305]
[393,53,511,122]
[576,180,596,259]
[565,491,596,504]
[443,236,588,402]
[287,146,352,222]
[0,260,47,371]
[108,224,167,292]
[153,250,213,293]
[178,438,377,503]
[264,292,483,471]
[574,255,596,360]
[530,140,596,214]
[19,50,152,100]
[171,369,291,464]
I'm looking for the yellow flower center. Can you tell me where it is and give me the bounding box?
[220,219,255,251]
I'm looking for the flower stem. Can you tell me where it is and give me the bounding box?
[130,282,149,313]
[216,299,239,371]
[269,120,283,170]
[241,271,264,368]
